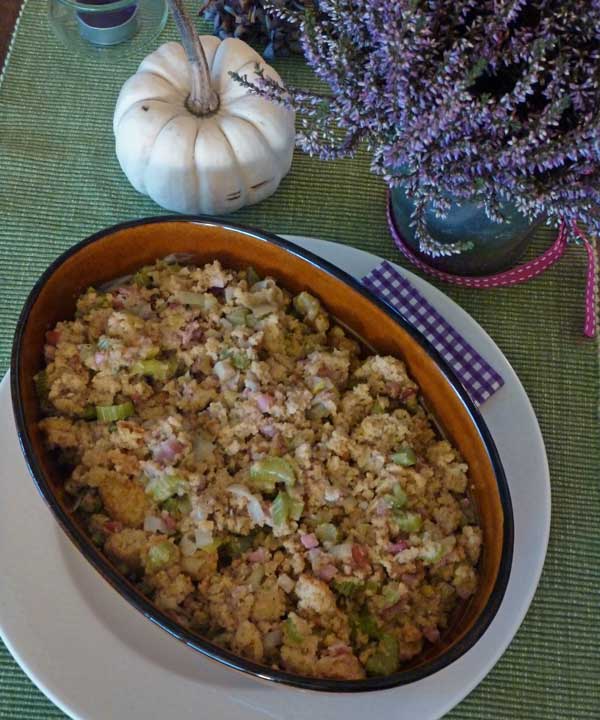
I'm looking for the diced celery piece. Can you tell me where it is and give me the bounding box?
[131,358,177,381]
[288,496,304,522]
[332,577,363,597]
[226,307,250,327]
[365,633,399,676]
[162,494,192,517]
[96,401,135,422]
[284,616,303,645]
[391,447,417,466]
[225,534,254,558]
[371,399,385,414]
[231,352,251,370]
[146,541,178,574]
[392,484,408,507]
[381,583,402,607]
[133,268,152,287]
[421,542,443,565]
[394,510,422,533]
[249,456,296,492]
[271,491,290,526]
[354,611,381,640]
[316,522,338,544]
[246,266,261,286]
[146,474,187,503]
[293,291,321,321]
[33,370,50,407]
[81,405,97,420]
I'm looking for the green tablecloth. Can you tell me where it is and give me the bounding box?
[1,2,599,717]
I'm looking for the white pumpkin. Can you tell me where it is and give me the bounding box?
[113,0,295,215]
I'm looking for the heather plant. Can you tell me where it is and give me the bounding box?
[201,0,305,59]
[233,0,600,254]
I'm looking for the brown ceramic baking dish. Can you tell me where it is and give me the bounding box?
[11,216,513,692]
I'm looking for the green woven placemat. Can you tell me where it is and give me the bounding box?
[1,2,599,718]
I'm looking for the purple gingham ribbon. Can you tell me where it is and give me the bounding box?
[362,261,504,406]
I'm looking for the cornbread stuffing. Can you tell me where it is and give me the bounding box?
[37,259,482,680]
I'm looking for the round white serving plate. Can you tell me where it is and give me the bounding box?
[0,236,550,720]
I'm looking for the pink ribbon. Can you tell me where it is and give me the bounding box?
[387,195,598,337]
[571,222,598,338]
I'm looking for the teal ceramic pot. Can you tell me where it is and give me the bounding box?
[389,186,542,276]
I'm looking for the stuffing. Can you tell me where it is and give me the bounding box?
[38,259,482,680]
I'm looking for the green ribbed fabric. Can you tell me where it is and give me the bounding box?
[0,2,598,717]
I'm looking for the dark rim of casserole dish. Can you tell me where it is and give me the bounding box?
[10,215,514,692]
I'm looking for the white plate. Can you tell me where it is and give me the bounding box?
[0,236,550,720]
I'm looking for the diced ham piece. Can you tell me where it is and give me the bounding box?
[351,544,369,568]
[112,286,138,309]
[259,424,277,439]
[94,352,106,367]
[301,533,319,549]
[255,394,274,413]
[181,321,202,347]
[401,573,420,588]
[386,381,402,398]
[375,499,390,516]
[317,564,337,582]
[104,520,123,534]
[400,387,417,402]
[45,330,61,346]
[153,438,185,464]
[389,540,409,554]
[248,548,266,563]
[327,643,352,656]
[381,600,405,620]
[162,514,178,532]
[423,627,441,644]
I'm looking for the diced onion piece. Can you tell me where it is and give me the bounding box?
[293,291,321,321]
[248,565,265,589]
[174,291,219,313]
[179,532,198,557]
[191,505,208,522]
[263,628,282,652]
[143,515,167,534]
[277,574,295,593]
[194,528,214,548]
[227,484,267,526]
[193,431,214,461]
[329,543,353,562]
[252,303,277,318]
[213,359,235,382]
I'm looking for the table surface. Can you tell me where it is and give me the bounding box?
[0,1,598,719]
[0,1,21,73]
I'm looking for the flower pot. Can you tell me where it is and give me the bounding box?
[389,186,542,276]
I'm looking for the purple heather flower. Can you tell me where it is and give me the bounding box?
[231,0,600,254]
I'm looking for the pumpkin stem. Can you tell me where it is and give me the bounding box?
[167,0,219,116]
